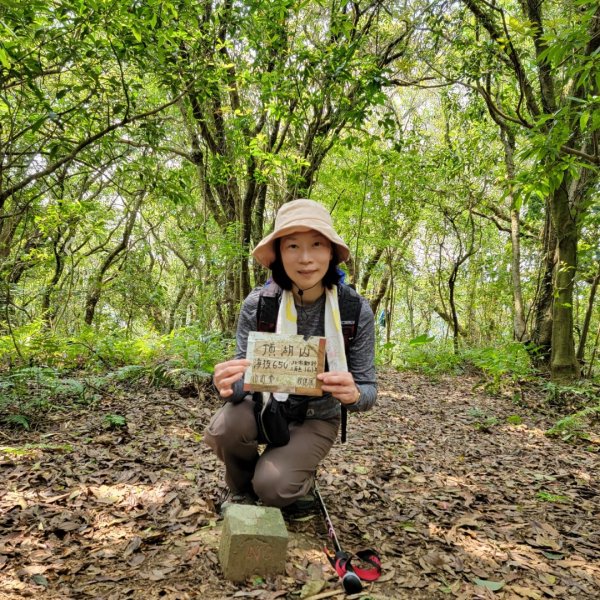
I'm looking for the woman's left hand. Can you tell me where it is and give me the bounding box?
[317,371,360,405]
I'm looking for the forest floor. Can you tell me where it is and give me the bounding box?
[0,370,599,600]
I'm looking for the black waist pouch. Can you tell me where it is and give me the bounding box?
[252,393,309,447]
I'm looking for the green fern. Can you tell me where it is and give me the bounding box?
[109,364,148,382]
[389,338,464,376]
[6,414,30,429]
[104,414,127,428]
[543,381,598,407]
[546,404,600,440]
[464,343,534,393]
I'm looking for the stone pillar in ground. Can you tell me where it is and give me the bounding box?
[219,504,288,582]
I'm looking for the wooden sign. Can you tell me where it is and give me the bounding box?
[243,332,326,396]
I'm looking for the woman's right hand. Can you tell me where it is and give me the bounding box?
[213,359,251,398]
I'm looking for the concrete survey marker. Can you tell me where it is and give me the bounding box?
[219,504,289,582]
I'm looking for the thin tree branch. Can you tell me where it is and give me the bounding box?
[0,91,188,208]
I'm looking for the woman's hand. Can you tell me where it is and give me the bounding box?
[317,371,360,405]
[213,359,251,398]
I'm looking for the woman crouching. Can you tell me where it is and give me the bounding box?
[205,199,377,511]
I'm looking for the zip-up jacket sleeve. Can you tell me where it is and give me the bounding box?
[225,289,261,403]
[346,296,377,412]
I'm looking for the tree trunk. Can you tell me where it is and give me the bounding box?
[577,267,600,364]
[360,247,384,295]
[168,280,189,333]
[434,307,466,336]
[586,320,600,378]
[445,210,477,354]
[252,184,268,287]
[84,194,143,326]
[41,236,67,326]
[549,180,579,378]
[406,285,415,338]
[531,201,555,365]
[370,271,390,317]
[500,127,527,341]
[0,212,19,261]
[241,182,254,300]
[0,229,45,329]
[448,265,460,354]
[510,205,527,340]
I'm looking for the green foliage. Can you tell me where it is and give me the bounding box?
[92,329,159,367]
[0,324,231,427]
[144,329,231,391]
[160,328,228,373]
[536,491,571,504]
[5,414,31,430]
[0,323,231,374]
[0,324,123,369]
[0,366,90,428]
[546,404,600,442]
[464,343,535,393]
[381,338,536,387]
[107,365,148,383]
[543,380,599,407]
[468,407,500,432]
[380,337,463,376]
[543,380,600,443]
[103,414,127,429]
[0,321,51,365]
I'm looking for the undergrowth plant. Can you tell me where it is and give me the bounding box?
[380,337,535,390]
[468,407,501,432]
[463,343,535,394]
[543,380,599,408]
[536,491,571,503]
[380,335,463,376]
[0,325,233,428]
[103,414,127,429]
[545,381,600,444]
[0,323,232,374]
[546,405,600,442]
[0,366,92,429]
[152,328,230,390]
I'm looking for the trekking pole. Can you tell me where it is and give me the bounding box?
[314,483,363,594]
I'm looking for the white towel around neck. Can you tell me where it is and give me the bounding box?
[269,287,348,402]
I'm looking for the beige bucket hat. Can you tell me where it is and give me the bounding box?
[252,199,350,268]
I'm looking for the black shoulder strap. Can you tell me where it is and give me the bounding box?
[338,284,362,352]
[256,282,281,332]
[337,284,362,444]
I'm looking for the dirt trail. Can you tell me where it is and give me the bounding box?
[0,371,598,599]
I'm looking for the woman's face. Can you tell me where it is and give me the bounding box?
[280,229,333,292]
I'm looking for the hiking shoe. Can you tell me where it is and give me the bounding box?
[282,490,316,515]
[220,490,257,514]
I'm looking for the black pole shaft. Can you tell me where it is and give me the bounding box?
[315,483,364,594]
[314,483,342,553]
